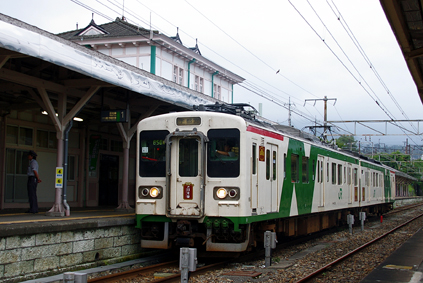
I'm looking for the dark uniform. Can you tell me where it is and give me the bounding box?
[27,150,40,213]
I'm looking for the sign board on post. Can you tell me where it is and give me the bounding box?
[101,109,129,123]
[56,167,63,189]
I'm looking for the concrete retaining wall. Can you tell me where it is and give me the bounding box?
[0,217,142,283]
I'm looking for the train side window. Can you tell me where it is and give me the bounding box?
[291,154,299,183]
[272,151,277,181]
[326,163,329,183]
[312,160,315,181]
[353,168,358,186]
[317,161,320,183]
[266,149,270,180]
[320,161,323,183]
[338,164,342,185]
[344,167,346,184]
[252,144,257,175]
[376,173,379,187]
[367,171,370,186]
[284,154,287,180]
[302,157,309,183]
[348,167,351,185]
[332,163,336,184]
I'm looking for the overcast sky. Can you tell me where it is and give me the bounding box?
[1,0,421,147]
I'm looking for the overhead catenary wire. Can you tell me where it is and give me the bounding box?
[289,0,419,145]
[327,0,419,134]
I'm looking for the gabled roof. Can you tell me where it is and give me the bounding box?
[189,39,201,55]
[76,19,109,36]
[170,28,183,45]
[57,17,154,40]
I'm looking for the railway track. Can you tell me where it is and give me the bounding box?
[85,202,423,282]
[295,210,423,282]
[87,259,229,283]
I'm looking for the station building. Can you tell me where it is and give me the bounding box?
[0,14,244,215]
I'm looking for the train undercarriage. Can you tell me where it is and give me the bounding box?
[140,203,393,253]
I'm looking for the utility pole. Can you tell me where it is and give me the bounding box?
[288,97,292,127]
[304,96,337,141]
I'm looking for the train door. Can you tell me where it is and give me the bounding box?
[258,143,278,213]
[347,164,352,204]
[251,142,258,212]
[317,155,325,207]
[353,167,359,203]
[165,132,207,218]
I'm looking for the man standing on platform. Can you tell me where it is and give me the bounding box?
[27,150,41,214]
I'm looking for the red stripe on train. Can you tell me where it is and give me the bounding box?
[247,125,284,141]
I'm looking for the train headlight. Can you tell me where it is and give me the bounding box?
[228,189,237,198]
[138,186,163,199]
[213,187,240,200]
[150,187,160,198]
[216,188,227,199]
[141,188,149,197]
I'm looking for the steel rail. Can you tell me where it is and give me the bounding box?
[87,260,178,283]
[295,211,423,283]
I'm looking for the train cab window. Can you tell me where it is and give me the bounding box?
[252,144,257,175]
[139,130,169,177]
[207,129,240,178]
[291,154,299,183]
[338,164,342,185]
[332,163,336,184]
[302,157,309,183]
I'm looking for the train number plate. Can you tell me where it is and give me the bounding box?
[183,182,194,200]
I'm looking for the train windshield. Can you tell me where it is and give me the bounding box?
[139,130,168,177]
[207,128,240,177]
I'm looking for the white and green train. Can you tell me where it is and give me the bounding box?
[136,104,402,253]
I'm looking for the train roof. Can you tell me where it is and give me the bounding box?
[193,103,417,181]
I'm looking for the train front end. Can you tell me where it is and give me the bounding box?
[136,111,251,252]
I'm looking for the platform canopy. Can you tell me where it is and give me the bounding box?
[381,0,423,105]
[0,13,218,124]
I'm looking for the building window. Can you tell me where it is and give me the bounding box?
[214,84,221,100]
[179,68,184,85]
[199,77,204,93]
[37,130,57,149]
[195,76,199,91]
[7,126,33,146]
[173,66,184,85]
[111,140,123,152]
[173,66,178,83]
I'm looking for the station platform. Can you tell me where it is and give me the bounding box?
[360,227,423,283]
[0,207,136,237]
